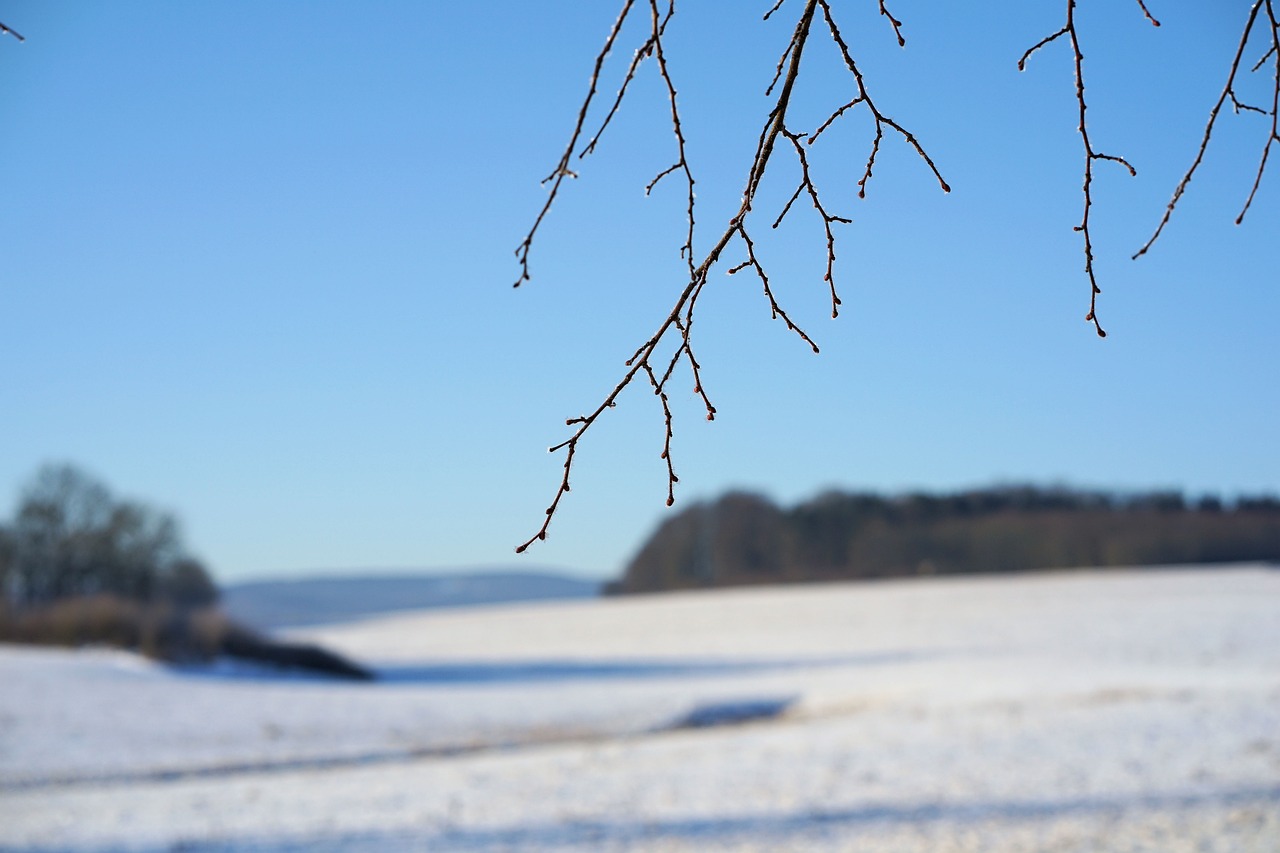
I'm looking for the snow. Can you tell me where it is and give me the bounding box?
[1,566,1278,851]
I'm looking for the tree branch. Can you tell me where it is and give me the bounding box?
[1236,0,1280,224]
[1020,0,1153,338]
[512,1,638,288]
[1134,0,1278,259]
[515,0,948,552]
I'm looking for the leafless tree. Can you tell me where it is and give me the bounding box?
[513,1,1279,552]
[3,464,215,609]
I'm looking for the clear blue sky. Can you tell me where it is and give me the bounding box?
[2,2,1276,583]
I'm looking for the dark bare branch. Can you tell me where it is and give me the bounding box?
[1236,0,1280,224]
[642,363,679,507]
[581,39,656,159]
[816,0,951,196]
[878,0,906,47]
[728,222,821,350]
[512,0,638,288]
[1020,0,1153,337]
[1018,26,1068,71]
[1253,44,1276,73]
[779,127,852,317]
[515,0,824,552]
[515,0,950,551]
[1134,0,1278,258]
[644,0,697,271]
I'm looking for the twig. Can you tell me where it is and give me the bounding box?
[728,223,821,349]
[816,0,950,198]
[1020,0,1152,338]
[643,0,697,272]
[642,363,679,506]
[581,2,674,158]
[1237,0,1280,224]
[512,1,638,288]
[778,127,852,318]
[878,0,906,47]
[0,20,24,42]
[1253,44,1276,73]
[1134,0,1278,258]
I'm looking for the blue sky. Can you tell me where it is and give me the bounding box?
[2,2,1276,583]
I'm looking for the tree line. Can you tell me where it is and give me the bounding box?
[612,486,1280,594]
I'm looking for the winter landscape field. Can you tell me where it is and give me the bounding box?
[2,565,1278,852]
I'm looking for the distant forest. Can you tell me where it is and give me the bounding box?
[612,486,1280,594]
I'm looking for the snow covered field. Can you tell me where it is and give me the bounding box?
[2,565,1278,852]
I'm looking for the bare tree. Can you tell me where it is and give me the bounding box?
[4,464,214,609]
[513,1,1279,552]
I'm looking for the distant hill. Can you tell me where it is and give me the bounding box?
[222,570,602,630]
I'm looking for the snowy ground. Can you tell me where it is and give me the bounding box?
[2,566,1278,852]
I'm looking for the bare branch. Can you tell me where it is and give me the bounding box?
[816,0,951,196]
[729,222,821,350]
[581,1,676,159]
[1020,0,1151,337]
[0,20,23,42]
[766,38,795,97]
[1018,26,1068,71]
[644,0,697,271]
[878,0,906,47]
[1253,44,1276,73]
[516,0,823,552]
[642,363,679,507]
[1236,0,1280,224]
[515,0,949,551]
[809,97,864,143]
[514,441,576,553]
[1230,91,1267,115]
[512,1,638,288]
[1134,0,1278,258]
[779,128,852,318]
[581,39,655,159]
